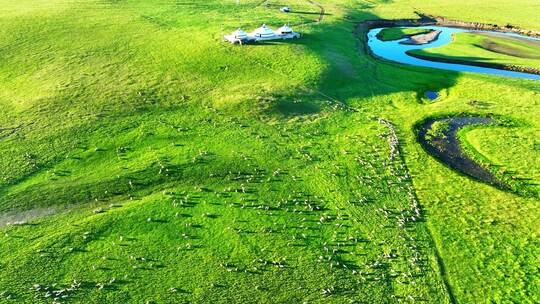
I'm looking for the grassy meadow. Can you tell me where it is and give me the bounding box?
[0,0,539,303]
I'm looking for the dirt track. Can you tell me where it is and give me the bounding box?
[305,0,325,23]
[260,0,326,25]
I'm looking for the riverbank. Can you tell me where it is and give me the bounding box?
[406,51,540,76]
[416,116,508,189]
[365,25,540,81]
[416,115,537,197]
[356,12,540,40]
[429,14,540,39]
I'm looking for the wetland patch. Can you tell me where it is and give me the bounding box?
[417,116,508,189]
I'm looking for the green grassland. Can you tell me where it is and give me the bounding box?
[0,0,539,303]
[377,27,433,41]
[370,0,540,31]
[462,126,540,195]
[410,32,540,70]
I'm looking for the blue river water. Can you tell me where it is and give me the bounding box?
[367,26,540,81]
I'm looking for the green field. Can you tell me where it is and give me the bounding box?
[410,32,540,70]
[462,126,540,195]
[1,0,539,303]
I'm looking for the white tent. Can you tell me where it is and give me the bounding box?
[277,25,293,35]
[276,24,301,39]
[224,28,252,44]
[252,24,276,39]
[232,28,248,40]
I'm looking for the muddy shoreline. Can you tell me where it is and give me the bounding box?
[356,13,540,39]
[406,51,540,76]
[358,15,540,80]
[416,116,509,190]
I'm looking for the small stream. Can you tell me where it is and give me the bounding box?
[417,116,508,189]
[367,26,540,81]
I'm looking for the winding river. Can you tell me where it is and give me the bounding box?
[367,26,540,81]
[366,26,540,190]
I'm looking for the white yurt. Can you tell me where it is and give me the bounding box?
[277,24,293,35]
[232,28,248,40]
[253,24,276,39]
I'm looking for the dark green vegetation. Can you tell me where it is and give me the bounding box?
[377,27,433,41]
[416,115,537,196]
[410,32,540,72]
[0,0,539,303]
[425,120,450,140]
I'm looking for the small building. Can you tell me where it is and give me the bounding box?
[224,28,252,44]
[280,7,291,13]
[276,25,301,39]
[251,24,278,40]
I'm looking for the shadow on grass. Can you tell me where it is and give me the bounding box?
[247,10,463,118]
[309,11,461,107]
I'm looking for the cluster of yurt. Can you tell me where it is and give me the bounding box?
[224,24,301,44]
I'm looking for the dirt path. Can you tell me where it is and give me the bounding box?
[255,0,269,7]
[260,0,326,25]
[305,0,325,23]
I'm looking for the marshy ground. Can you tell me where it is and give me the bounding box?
[417,116,504,188]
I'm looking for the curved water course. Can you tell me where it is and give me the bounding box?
[367,26,540,81]
[417,116,509,189]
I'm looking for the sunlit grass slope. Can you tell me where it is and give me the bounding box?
[370,0,540,31]
[464,127,540,194]
[0,0,539,303]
